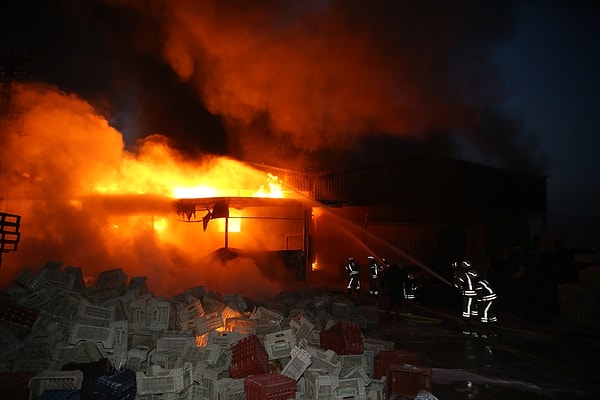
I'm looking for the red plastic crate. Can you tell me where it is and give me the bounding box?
[230,334,269,379]
[0,297,39,339]
[374,349,419,379]
[386,364,432,399]
[319,320,363,355]
[244,373,296,400]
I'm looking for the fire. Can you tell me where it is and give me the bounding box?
[0,83,298,299]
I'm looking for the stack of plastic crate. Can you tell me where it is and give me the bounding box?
[61,357,116,399]
[373,349,419,379]
[92,367,137,399]
[385,364,432,399]
[244,373,296,400]
[281,345,312,381]
[136,362,193,398]
[28,370,84,400]
[229,334,269,379]
[319,320,363,355]
[264,329,295,361]
[304,368,340,399]
[216,377,245,400]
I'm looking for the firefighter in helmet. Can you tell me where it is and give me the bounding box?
[403,272,421,303]
[454,259,478,319]
[368,256,382,296]
[472,270,498,324]
[345,256,361,294]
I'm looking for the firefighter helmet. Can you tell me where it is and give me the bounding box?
[349,256,354,262]
[407,273,414,280]
[461,259,472,269]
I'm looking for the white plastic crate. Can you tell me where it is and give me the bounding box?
[147,299,175,331]
[251,306,284,326]
[282,345,312,381]
[150,351,183,370]
[216,377,245,400]
[156,335,196,353]
[207,331,243,349]
[224,317,256,335]
[366,377,386,400]
[220,305,242,325]
[181,343,206,365]
[13,269,45,292]
[331,302,354,320]
[67,323,115,348]
[222,293,248,312]
[52,292,83,322]
[333,377,367,400]
[77,300,116,321]
[304,368,340,399]
[109,320,129,353]
[136,362,193,395]
[264,329,295,360]
[28,370,83,400]
[306,346,342,376]
[53,341,109,366]
[203,344,231,371]
[339,355,371,386]
[289,315,315,344]
[126,346,151,372]
[192,312,223,335]
[362,337,394,354]
[16,286,53,309]
[176,299,205,327]
[129,295,152,330]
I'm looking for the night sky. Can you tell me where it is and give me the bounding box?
[2,0,599,247]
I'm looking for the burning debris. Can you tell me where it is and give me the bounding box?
[0,263,434,399]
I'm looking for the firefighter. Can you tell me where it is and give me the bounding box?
[454,259,478,319]
[472,270,498,324]
[403,273,421,303]
[368,256,382,296]
[345,256,361,294]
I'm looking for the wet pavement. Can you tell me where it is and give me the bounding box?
[356,295,600,400]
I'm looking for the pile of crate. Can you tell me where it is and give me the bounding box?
[0,261,433,399]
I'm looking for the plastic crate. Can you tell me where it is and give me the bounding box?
[289,316,314,344]
[128,296,151,330]
[330,301,355,320]
[340,354,371,385]
[306,347,342,376]
[15,286,53,309]
[244,373,296,400]
[216,377,245,400]
[52,292,83,322]
[281,346,312,381]
[362,338,395,354]
[333,377,367,400]
[264,329,295,360]
[126,346,151,372]
[207,330,243,349]
[192,312,223,335]
[28,370,84,400]
[229,334,269,379]
[96,268,128,290]
[203,344,231,371]
[67,323,115,349]
[156,335,195,354]
[136,362,193,396]
[147,299,176,331]
[150,351,183,370]
[365,377,386,400]
[176,299,205,327]
[386,364,432,399]
[92,367,137,400]
[0,371,35,400]
[250,307,284,326]
[304,368,340,399]
[39,268,76,290]
[319,320,363,355]
[77,300,116,322]
[225,317,256,335]
[373,350,419,379]
[223,293,248,312]
[0,296,40,339]
[12,269,45,292]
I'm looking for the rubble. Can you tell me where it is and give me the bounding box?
[0,263,434,399]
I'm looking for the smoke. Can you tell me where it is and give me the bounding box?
[100,0,545,173]
[0,83,295,300]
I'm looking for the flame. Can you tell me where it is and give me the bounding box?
[0,83,299,299]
